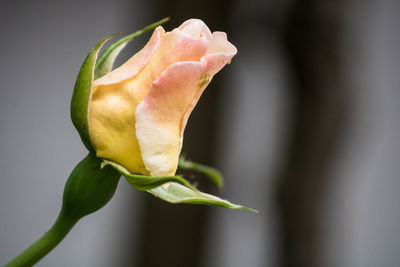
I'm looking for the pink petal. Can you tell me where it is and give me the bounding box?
[135,52,235,176]
[93,26,164,88]
[179,19,212,37]
[178,19,237,56]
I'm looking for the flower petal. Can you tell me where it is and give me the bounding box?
[135,52,235,176]
[178,19,237,56]
[209,31,237,55]
[89,27,210,174]
[93,26,164,88]
[179,18,212,37]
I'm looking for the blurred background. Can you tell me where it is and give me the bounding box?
[1,0,399,266]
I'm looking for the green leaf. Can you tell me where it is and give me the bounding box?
[178,156,224,189]
[149,182,258,212]
[94,17,169,79]
[102,160,196,191]
[70,34,116,151]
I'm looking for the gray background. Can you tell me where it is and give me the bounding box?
[1,0,400,266]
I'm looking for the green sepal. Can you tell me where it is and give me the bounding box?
[149,182,258,212]
[94,17,169,79]
[71,18,169,151]
[178,156,224,189]
[103,160,256,212]
[70,34,117,151]
[102,160,196,191]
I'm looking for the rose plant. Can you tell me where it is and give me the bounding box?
[5,18,256,267]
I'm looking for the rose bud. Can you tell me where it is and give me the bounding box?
[88,19,237,176]
[70,18,255,211]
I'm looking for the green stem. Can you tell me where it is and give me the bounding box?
[4,211,79,267]
[4,153,121,267]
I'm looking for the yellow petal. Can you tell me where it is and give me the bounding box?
[89,26,209,174]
